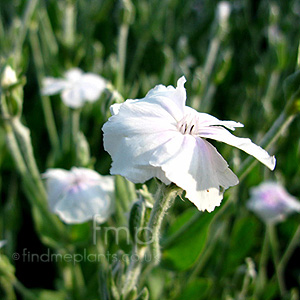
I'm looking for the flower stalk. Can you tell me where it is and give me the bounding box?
[29,28,60,154]
[278,225,300,273]
[254,227,269,297]
[147,184,180,265]
[116,0,134,93]
[238,102,295,181]
[267,224,286,297]
[122,246,146,297]
[71,108,81,165]
[1,91,64,241]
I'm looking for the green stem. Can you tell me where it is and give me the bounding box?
[128,37,149,81]
[63,1,76,48]
[254,227,269,297]
[1,98,64,241]
[238,110,295,181]
[15,0,39,63]
[62,106,71,154]
[71,108,81,165]
[192,37,220,111]
[122,246,146,297]
[29,28,60,154]
[11,119,46,198]
[201,37,220,91]
[13,279,38,300]
[267,224,286,297]
[262,70,280,117]
[238,270,251,300]
[116,23,129,93]
[72,263,86,300]
[278,225,300,275]
[147,184,180,265]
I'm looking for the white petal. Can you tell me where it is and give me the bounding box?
[80,74,106,101]
[192,110,244,131]
[110,103,122,115]
[103,127,174,184]
[103,98,182,183]
[150,135,239,212]
[142,76,187,121]
[61,87,85,108]
[198,126,276,170]
[43,169,73,211]
[65,68,83,81]
[42,78,69,95]
[54,184,114,224]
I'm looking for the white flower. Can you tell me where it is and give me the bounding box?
[43,167,114,224]
[102,76,275,212]
[42,68,106,108]
[247,182,300,224]
[1,66,17,87]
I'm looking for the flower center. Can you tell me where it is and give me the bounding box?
[177,113,198,135]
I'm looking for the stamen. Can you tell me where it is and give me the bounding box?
[189,125,194,134]
[177,113,198,136]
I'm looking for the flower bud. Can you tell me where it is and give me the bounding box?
[1,65,24,117]
[1,66,17,87]
[216,1,231,37]
[118,0,135,25]
[129,197,152,245]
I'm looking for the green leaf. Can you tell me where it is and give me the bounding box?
[68,222,91,245]
[223,216,259,275]
[136,287,149,300]
[175,278,212,300]
[283,70,300,114]
[29,290,66,300]
[0,254,16,281]
[162,208,214,271]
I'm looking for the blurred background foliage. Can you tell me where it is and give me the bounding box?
[1,0,300,299]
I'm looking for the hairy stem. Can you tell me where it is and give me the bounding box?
[147,184,180,265]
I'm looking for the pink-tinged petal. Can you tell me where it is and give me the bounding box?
[44,168,115,224]
[198,126,276,170]
[54,184,114,224]
[247,181,300,224]
[150,135,238,212]
[42,78,69,95]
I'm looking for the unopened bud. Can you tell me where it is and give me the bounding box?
[118,0,135,25]
[1,66,17,88]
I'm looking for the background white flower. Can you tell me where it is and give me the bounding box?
[102,76,276,212]
[0,240,7,248]
[42,68,106,108]
[43,167,114,224]
[247,181,300,224]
